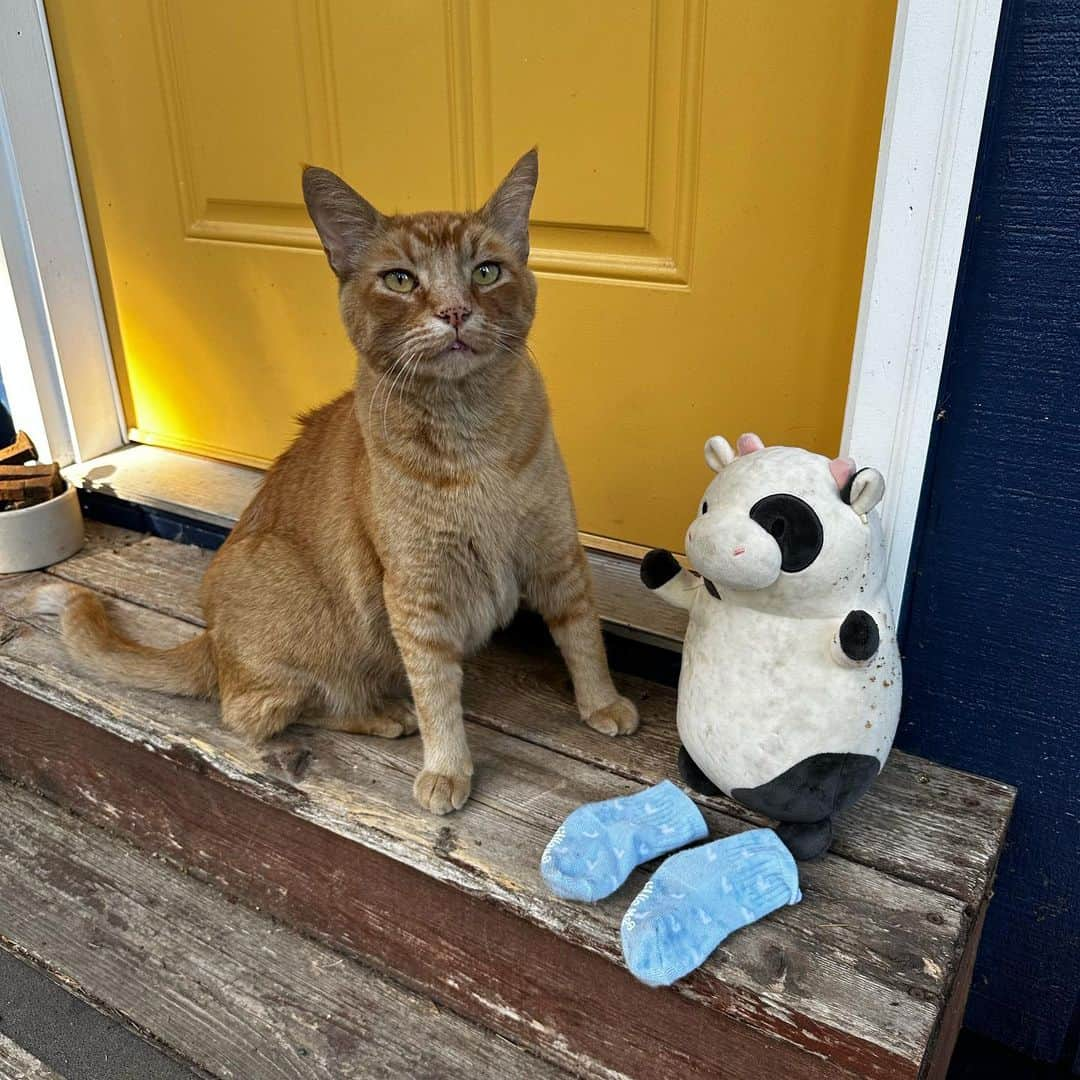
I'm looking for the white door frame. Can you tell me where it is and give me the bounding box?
[0,0,1002,611]
[841,0,1002,609]
[0,0,123,465]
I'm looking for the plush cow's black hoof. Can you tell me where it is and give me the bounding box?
[839,609,879,661]
[776,818,833,861]
[640,548,681,590]
[677,744,722,797]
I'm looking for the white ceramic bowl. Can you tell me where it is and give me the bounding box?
[0,483,84,573]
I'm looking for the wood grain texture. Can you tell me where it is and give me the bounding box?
[0,782,567,1080]
[69,444,690,647]
[0,569,1005,1080]
[586,550,687,649]
[64,444,262,531]
[899,0,1080,1062]
[76,519,149,556]
[46,537,1015,904]
[0,520,144,592]
[0,687,887,1080]
[0,1035,61,1080]
[922,902,991,1080]
[48,534,213,623]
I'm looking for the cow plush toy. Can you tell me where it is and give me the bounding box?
[640,434,902,860]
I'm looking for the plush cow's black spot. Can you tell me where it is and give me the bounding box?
[731,752,881,825]
[703,578,722,600]
[749,493,823,573]
[640,548,681,590]
[701,500,709,514]
[839,609,879,661]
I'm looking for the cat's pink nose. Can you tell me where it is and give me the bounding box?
[437,305,472,329]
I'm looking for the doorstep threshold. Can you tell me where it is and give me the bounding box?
[64,443,687,650]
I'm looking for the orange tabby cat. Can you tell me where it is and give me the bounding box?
[36,150,638,814]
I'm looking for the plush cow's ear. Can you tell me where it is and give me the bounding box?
[736,432,765,456]
[829,456,856,490]
[843,468,886,515]
[704,436,735,472]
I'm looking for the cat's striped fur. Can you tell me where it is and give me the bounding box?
[36,151,637,814]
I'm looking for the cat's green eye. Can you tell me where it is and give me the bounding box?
[383,269,416,293]
[472,262,501,286]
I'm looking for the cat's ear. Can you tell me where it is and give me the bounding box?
[302,166,383,279]
[481,148,538,261]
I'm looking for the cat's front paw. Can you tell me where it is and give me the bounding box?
[414,768,472,815]
[586,695,639,737]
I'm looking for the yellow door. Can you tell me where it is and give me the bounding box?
[47,0,895,554]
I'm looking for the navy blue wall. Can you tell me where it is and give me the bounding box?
[900,0,1079,1066]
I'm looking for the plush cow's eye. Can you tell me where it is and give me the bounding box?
[750,494,823,573]
[701,500,709,515]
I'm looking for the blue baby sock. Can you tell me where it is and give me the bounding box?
[541,780,708,902]
[621,828,801,986]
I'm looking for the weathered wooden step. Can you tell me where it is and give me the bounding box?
[0,780,566,1080]
[46,530,1012,904]
[0,526,1015,1080]
[0,1034,62,1080]
[64,443,688,649]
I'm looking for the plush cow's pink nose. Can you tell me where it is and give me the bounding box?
[733,546,746,557]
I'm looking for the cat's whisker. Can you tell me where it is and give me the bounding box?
[367,352,408,433]
[384,354,408,438]
[377,349,416,414]
[382,350,417,441]
[402,351,424,413]
[493,329,537,369]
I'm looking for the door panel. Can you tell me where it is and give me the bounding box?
[47,0,895,553]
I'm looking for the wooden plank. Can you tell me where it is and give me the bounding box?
[586,548,687,649]
[0,573,976,1079]
[0,520,144,589]
[921,901,991,1080]
[47,536,1016,904]
[0,1035,61,1080]
[0,782,568,1080]
[64,444,688,647]
[73,519,148,558]
[463,641,1016,907]
[63,444,262,531]
[2,687,876,1080]
[48,535,212,623]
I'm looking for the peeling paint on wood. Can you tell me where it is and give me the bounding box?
[0,783,567,1080]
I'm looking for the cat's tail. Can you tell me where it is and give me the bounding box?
[31,582,218,698]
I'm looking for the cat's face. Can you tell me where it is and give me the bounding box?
[303,151,538,380]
